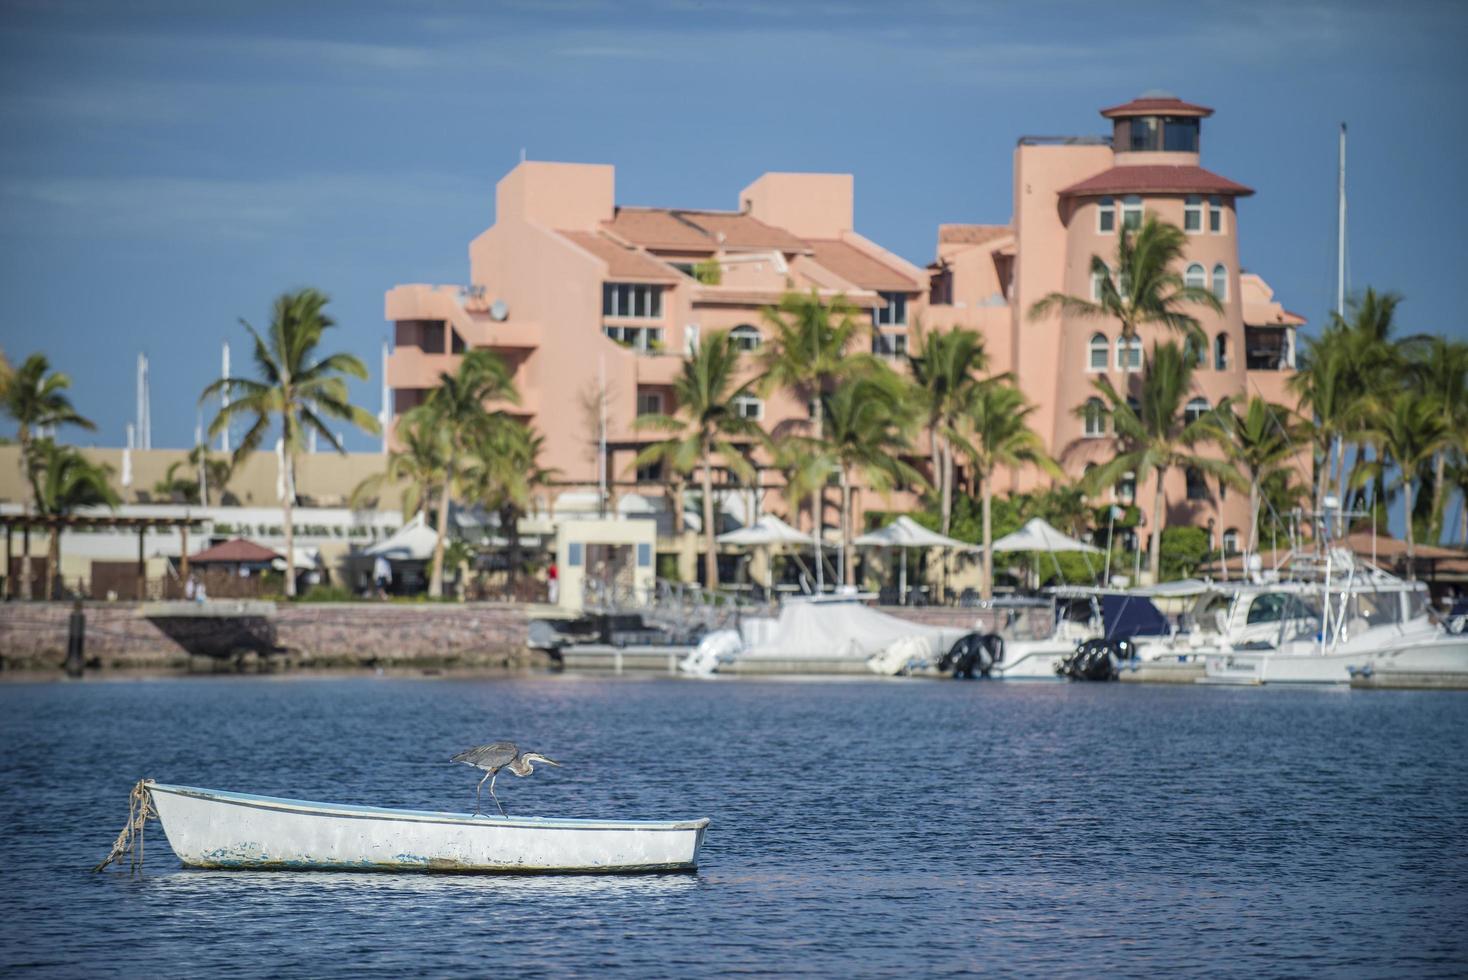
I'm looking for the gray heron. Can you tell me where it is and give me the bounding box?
[451,741,562,817]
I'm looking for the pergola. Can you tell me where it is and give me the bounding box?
[1,514,206,599]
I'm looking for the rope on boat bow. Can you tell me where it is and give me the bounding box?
[93,779,157,874]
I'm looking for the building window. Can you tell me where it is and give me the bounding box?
[637,391,663,416]
[602,282,663,319]
[733,395,764,420]
[1222,528,1240,554]
[1209,196,1224,233]
[1185,263,1206,290]
[1184,333,1205,367]
[1083,397,1106,437]
[1116,336,1143,372]
[635,459,664,483]
[1163,116,1200,152]
[1117,471,1137,503]
[1121,195,1143,231]
[1088,333,1109,372]
[1211,263,1228,301]
[874,292,908,326]
[1214,333,1230,371]
[1185,467,1209,501]
[1184,397,1210,425]
[730,324,761,351]
[684,324,700,354]
[872,332,907,358]
[604,325,664,352]
[1184,196,1203,233]
[1091,262,1110,301]
[1129,116,1160,152]
[1097,197,1115,233]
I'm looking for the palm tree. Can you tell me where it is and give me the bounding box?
[1403,335,1468,542]
[31,439,118,598]
[461,421,557,597]
[1028,214,1222,343]
[154,445,233,505]
[758,290,873,551]
[818,367,924,586]
[1,353,95,599]
[1445,451,1468,546]
[203,289,379,598]
[907,324,988,535]
[1213,396,1306,554]
[1083,341,1240,582]
[955,378,1059,598]
[410,349,518,598]
[349,410,447,519]
[635,329,764,588]
[1289,330,1354,517]
[1354,392,1449,573]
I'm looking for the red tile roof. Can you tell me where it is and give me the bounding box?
[938,224,1012,246]
[558,230,682,282]
[1100,96,1213,119]
[190,538,281,564]
[804,239,922,292]
[603,207,808,253]
[1059,165,1253,198]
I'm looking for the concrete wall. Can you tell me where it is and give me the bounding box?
[0,602,531,670]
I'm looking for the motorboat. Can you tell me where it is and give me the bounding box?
[1196,550,1468,684]
[990,588,1176,679]
[143,781,709,873]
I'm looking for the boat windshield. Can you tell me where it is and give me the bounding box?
[1325,590,1401,629]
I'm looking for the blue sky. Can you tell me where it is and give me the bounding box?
[1,0,1464,453]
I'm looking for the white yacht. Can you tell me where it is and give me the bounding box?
[1197,550,1468,684]
[988,588,1176,679]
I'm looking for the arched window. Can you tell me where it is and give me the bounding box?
[1185,263,1206,289]
[1186,467,1209,501]
[1209,196,1224,233]
[1214,332,1230,371]
[1212,263,1228,301]
[730,324,761,351]
[1116,336,1143,372]
[1117,471,1137,502]
[1097,196,1115,233]
[1091,262,1110,301]
[1222,528,1240,554]
[1183,332,1204,367]
[1184,397,1210,425]
[733,395,764,420]
[1121,195,1143,231]
[1083,397,1107,437]
[1088,333,1109,371]
[1184,195,1203,233]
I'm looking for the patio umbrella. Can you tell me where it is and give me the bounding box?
[990,518,1101,587]
[855,516,978,604]
[718,515,816,589]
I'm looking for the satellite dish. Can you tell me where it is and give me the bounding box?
[489,299,509,321]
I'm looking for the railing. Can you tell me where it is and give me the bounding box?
[583,577,777,640]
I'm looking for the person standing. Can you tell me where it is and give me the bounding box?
[546,561,559,604]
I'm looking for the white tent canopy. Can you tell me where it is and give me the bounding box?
[364,512,439,561]
[990,518,1102,554]
[855,516,978,551]
[717,514,811,547]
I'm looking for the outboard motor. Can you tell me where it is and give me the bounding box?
[939,632,1005,679]
[1057,638,1136,681]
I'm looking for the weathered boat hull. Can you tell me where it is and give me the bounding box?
[148,782,709,874]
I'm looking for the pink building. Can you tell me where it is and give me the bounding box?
[386,92,1304,565]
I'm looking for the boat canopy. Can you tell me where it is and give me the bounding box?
[1100,594,1171,639]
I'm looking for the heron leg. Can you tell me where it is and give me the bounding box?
[489,771,506,818]
[474,770,492,816]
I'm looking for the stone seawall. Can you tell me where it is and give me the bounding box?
[0,602,531,671]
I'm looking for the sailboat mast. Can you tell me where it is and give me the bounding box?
[1336,123,1347,316]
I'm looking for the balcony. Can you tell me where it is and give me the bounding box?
[386,347,460,388]
[1244,326,1292,371]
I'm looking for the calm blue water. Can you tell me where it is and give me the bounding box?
[0,674,1464,977]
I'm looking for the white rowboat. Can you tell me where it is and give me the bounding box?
[146,781,709,874]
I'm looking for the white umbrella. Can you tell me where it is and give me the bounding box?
[718,515,814,590]
[365,512,439,561]
[855,516,978,604]
[990,518,1101,588]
